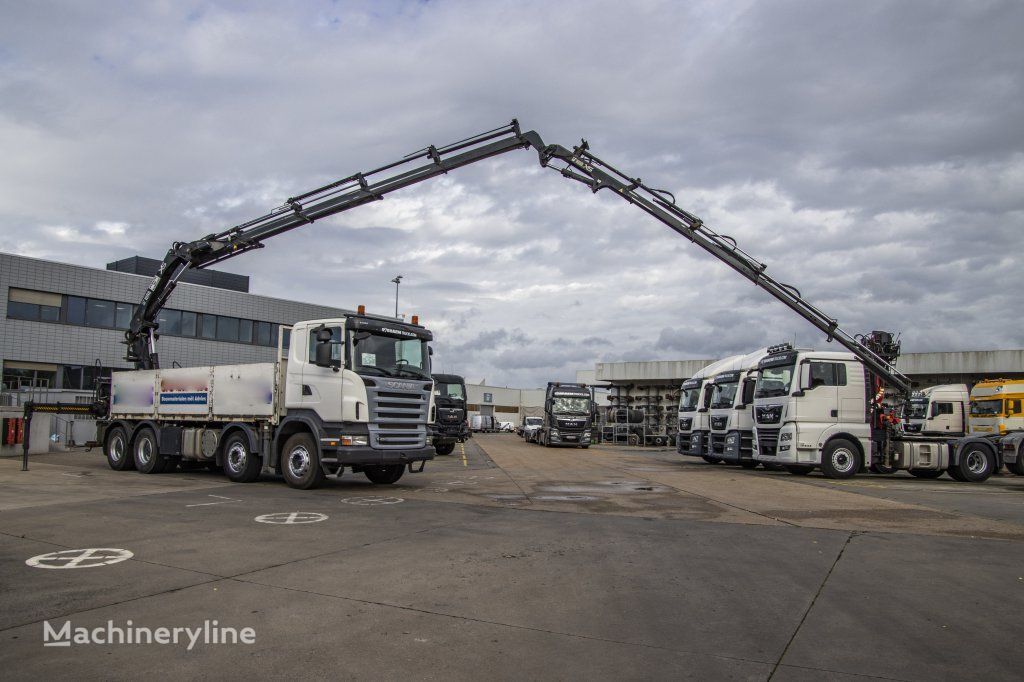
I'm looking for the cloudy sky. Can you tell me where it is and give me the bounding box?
[1,1,1021,387]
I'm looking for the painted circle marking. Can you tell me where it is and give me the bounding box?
[340,496,404,506]
[26,548,133,569]
[255,512,328,524]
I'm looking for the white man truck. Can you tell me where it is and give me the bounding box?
[102,313,436,489]
[705,348,770,468]
[751,343,1000,481]
[903,384,969,436]
[676,355,742,462]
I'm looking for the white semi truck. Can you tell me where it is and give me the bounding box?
[705,348,770,468]
[676,355,741,462]
[750,345,999,481]
[103,314,436,488]
[903,384,969,436]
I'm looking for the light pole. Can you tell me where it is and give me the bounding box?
[391,275,403,318]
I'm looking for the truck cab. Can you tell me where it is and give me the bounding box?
[903,384,969,436]
[430,373,469,455]
[706,348,770,467]
[751,345,871,477]
[967,379,1024,436]
[676,355,742,461]
[538,382,593,448]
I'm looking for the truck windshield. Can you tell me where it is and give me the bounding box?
[351,332,429,379]
[906,399,928,420]
[525,417,542,426]
[755,365,793,398]
[435,382,465,399]
[970,399,1002,416]
[710,381,739,409]
[552,397,590,415]
[679,386,701,412]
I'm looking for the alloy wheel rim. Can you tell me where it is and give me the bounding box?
[288,446,311,479]
[966,450,987,475]
[138,438,152,465]
[833,447,855,473]
[227,443,247,474]
[110,435,124,462]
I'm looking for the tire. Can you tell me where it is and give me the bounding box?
[434,441,456,456]
[909,469,944,479]
[223,433,263,483]
[133,427,168,474]
[364,464,405,485]
[1008,455,1024,476]
[104,425,134,471]
[581,444,590,449]
[701,456,721,464]
[740,461,758,469]
[947,465,966,482]
[820,439,860,479]
[627,434,640,447]
[953,444,994,483]
[280,432,324,489]
[785,465,813,476]
[870,462,897,475]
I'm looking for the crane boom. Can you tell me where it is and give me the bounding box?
[127,120,911,400]
[530,139,913,398]
[126,121,545,369]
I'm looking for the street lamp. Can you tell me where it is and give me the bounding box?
[390,275,403,318]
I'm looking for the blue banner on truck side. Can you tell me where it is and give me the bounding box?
[159,392,209,405]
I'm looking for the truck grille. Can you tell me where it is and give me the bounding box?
[364,380,431,450]
[710,416,728,430]
[756,428,780,457]
[710,432,726,455]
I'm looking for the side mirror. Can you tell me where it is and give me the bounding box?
[428,346,434,356]
[313,325,340,372]
[798,363,812,391]
[930,403,940,418]
[741,377,756,406]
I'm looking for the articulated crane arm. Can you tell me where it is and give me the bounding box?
[126,121,547,369]
[531,140,913,398]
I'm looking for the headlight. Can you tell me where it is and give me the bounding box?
[780,433,792,442]
[340,435,368,446]
[691,434,700,444]
[550,429,559,437]
[726,434,737,445]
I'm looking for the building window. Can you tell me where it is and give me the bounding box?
[256,321,272,346]
[483,392,493,403]
[200,314,217,339]
[181,311,197,337]
[85,298,116,328]
[66,296,87,324]
[115,302,134,329]
[217,316,240,342]
[2,361,58,390]
[6,288,62,322]
[239,319,253,344]
[157,309,182,336]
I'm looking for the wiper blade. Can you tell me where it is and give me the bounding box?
[359,366,394,377]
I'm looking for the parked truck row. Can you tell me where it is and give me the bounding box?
[678,346,1022,482]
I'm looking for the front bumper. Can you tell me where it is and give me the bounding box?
[320,442,435,467]
[548,430,589,446]
[678,430,707,457]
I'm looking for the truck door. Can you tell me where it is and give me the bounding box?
[929,401,957,433]
[802,361,841,425]
[301,324,344,422]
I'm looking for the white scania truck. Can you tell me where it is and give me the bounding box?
[103,313,436,489]
[750,344,999,481]
[676,355,741,462]
[705,348,770,468]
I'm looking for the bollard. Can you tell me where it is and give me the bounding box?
[22,410,32,472]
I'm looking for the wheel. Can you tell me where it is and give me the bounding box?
[947,465,966,482]
[280,432,324,489]
[740,461,758,469]
[223,433,263,483]
[1008,455,1024,476]
[820,439,860,479]
[104,425,134,471]
[785,465,813,476]
[953,444,994,483]
[627,434,640,447]
[133,427,168,474]
[364,464,405,484]
[434,441,456,456]
[909,469,944,479]
[701,456,721,464]
[581,445,590,450]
